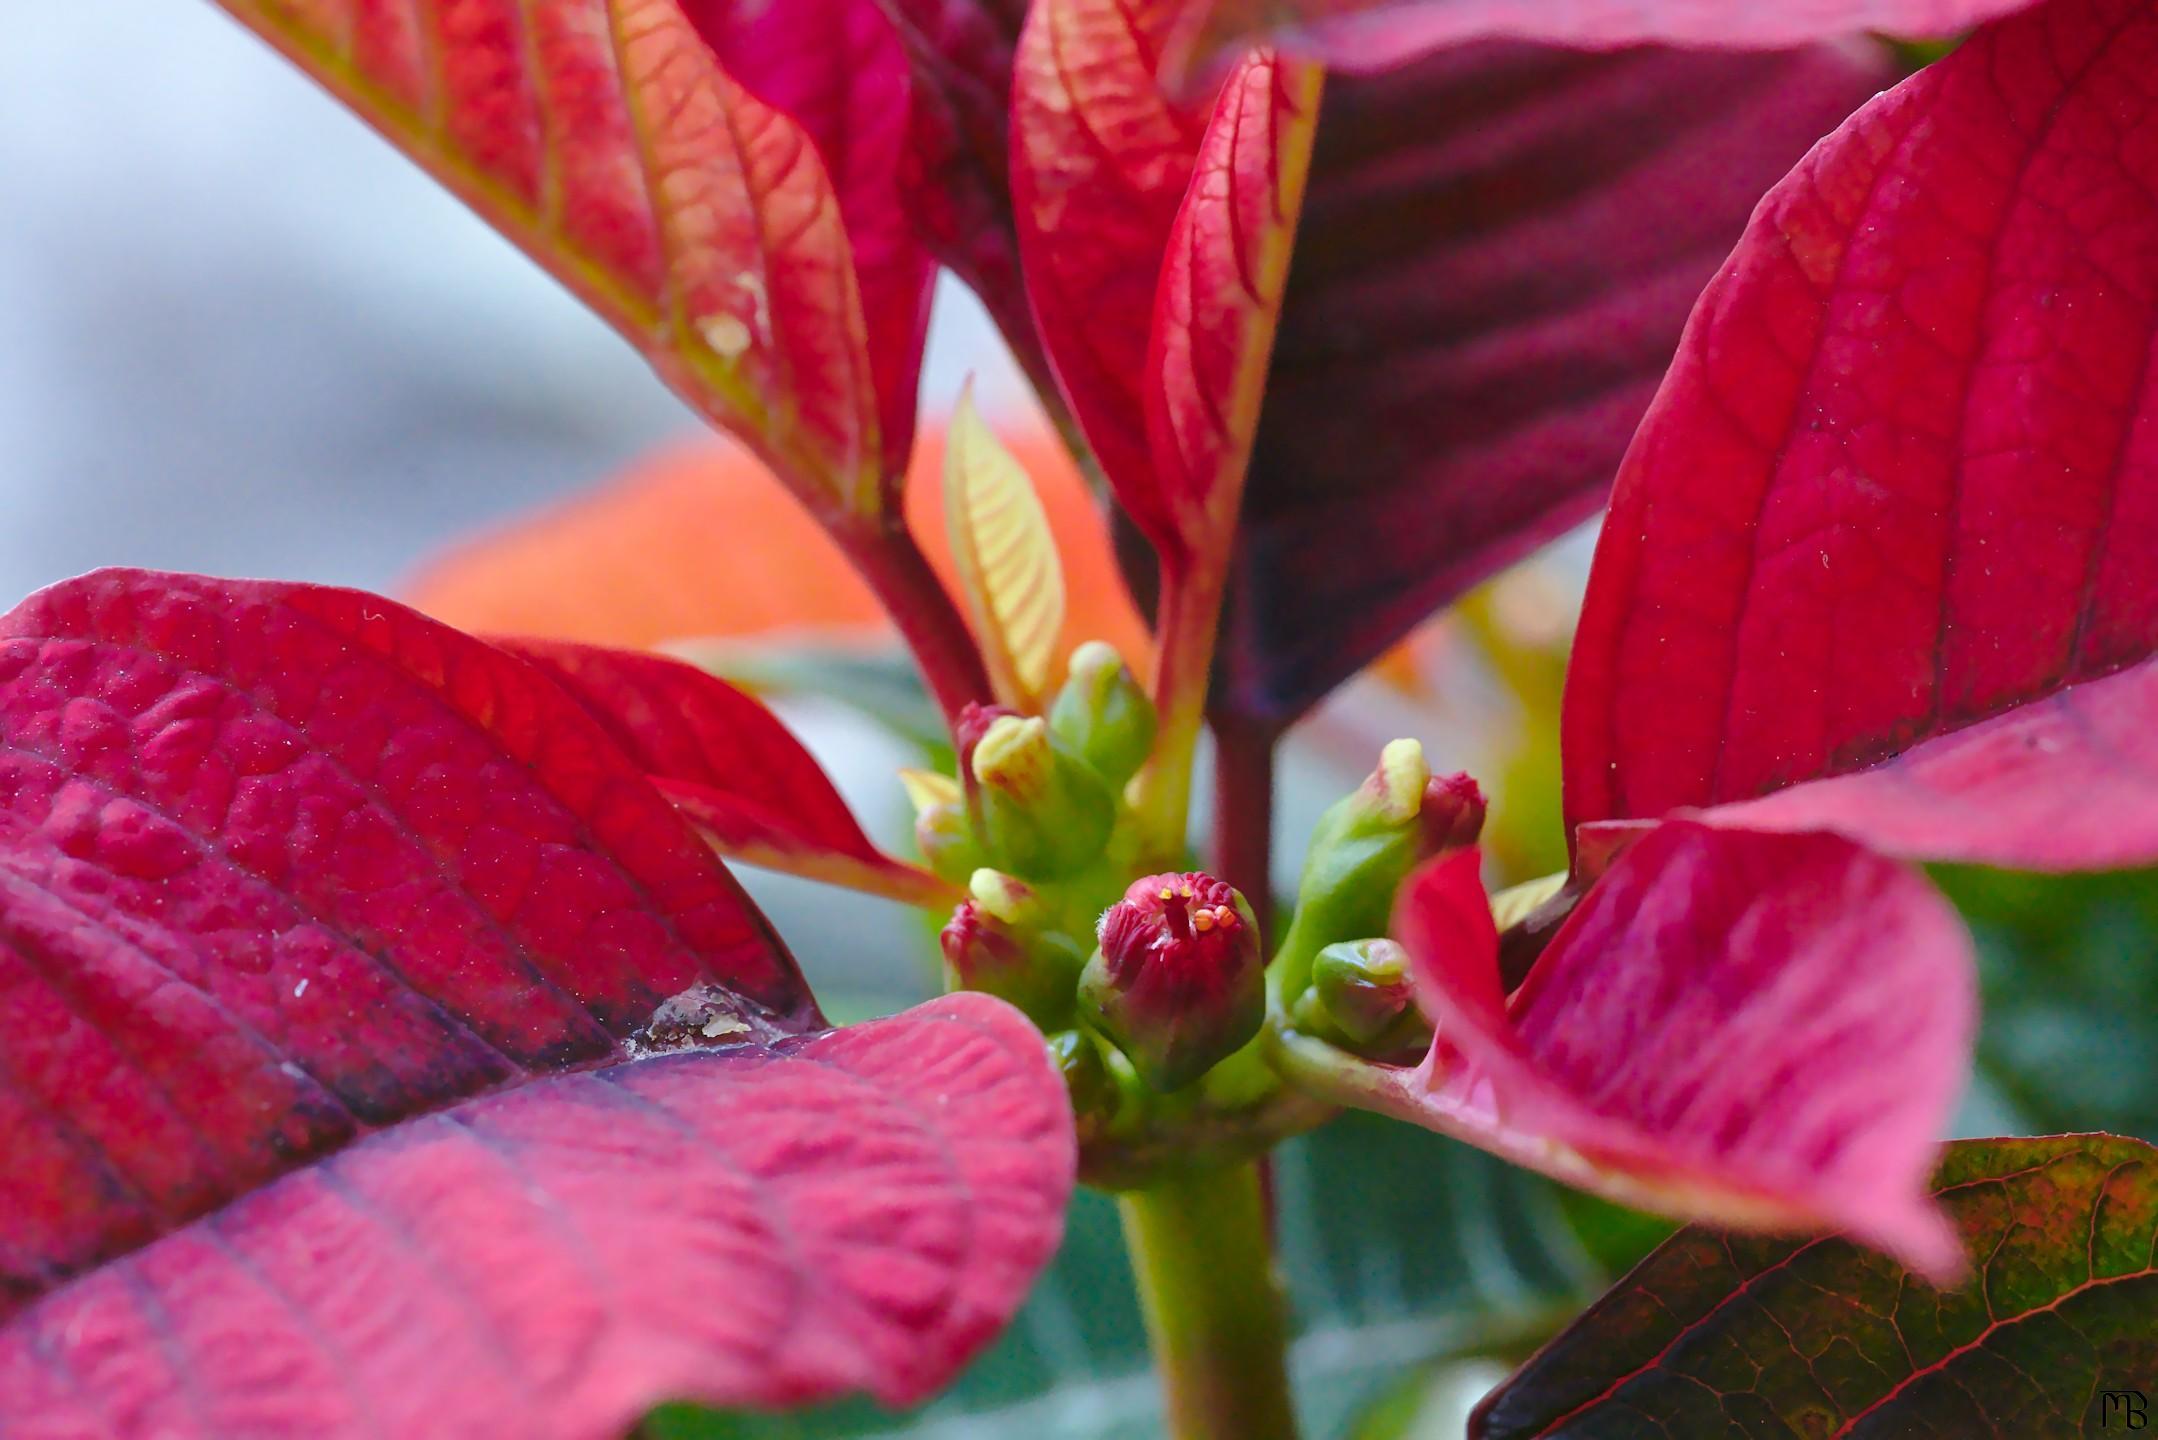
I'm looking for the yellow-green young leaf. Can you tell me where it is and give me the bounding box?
[213,0,887,516]
[944,386,1068,708]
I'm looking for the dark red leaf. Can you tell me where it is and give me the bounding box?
[1171,0,2033,79]
[1565,1,2158,836]
[0,995,1073,1435]
[504,639,958,904]
[1218,42,1892,719]
[0,571,1073,1430]
[1475,1134,2158,1439]
[1368,827,1972,1279]
[682,0,938,478]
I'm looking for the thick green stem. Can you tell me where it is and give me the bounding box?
[1119,1163,1300,1440]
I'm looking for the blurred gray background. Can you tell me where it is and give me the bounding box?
[0,4,1031,604]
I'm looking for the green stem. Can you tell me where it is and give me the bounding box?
[1119,1163,1301,1440]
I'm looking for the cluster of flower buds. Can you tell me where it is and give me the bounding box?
[1272,739,1484,1049]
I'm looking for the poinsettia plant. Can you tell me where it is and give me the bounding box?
[7,0,2158,1435]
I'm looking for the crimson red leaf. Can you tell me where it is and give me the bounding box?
[214,0,891,512]
[1170,0,2033,80]
[1695,653,2158,871]
[1475,1134,2158,1439]
[1011,0,1210,515]
[1565,1,2158,841]
[1357,826,1973,1279]
[0,571,1075,1430]
[504,638,957,905]
[681,0,936,478]
[0,995,1072,1435]
[0,569,812,1302]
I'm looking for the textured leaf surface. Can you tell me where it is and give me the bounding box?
[0,568,810,1308]
[1141,51,1320,570]
[215,0,889,510]
[682,0,936,477]
[1696,653,2158,871]
[944,390,1068,707]
[654,1110,1630,1439]
[1360,827,1973,1278]
[1565,0,2158,830]
[501,639,956,904]
[1475,1134,2158,1439]
[404,431,1152,674]
[1171,0,2032,78]
[1217,42,1891,720]
[0,995,1074,1437]
[1011,0,1209,512]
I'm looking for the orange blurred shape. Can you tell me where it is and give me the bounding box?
[406,420,1153,669]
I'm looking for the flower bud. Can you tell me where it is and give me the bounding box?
[1048,641,1157,787]
[940,898,1080,1025]
[1274,740,1486,1004]
[1078,871,1264,1091]
[969,867,1046,928]
[1290,938,1429,1057]
[902,768,983,884]
[970,713,1116,878]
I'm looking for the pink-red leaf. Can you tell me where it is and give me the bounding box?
[1218,42,1892,720]
[0,994,1073,1436]
[503,638,957,905]
[1368,828,1974,1280]
[0,571,1073,1430]
[0,569,812,1305]
[681,0,936,478]
[1169,0,2034,80]
[1565,1,2158,843]
[215,0,890,511]
[1695,653,2158,871]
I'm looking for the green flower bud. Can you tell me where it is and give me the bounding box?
[1290,938,1429,1057]
[1048,640,1157,787]
[940,898,1081,1026]
[1273,740,1486,1005]
[970,712,1116,878]
[901,767,983,884]
[1079,871,1264,1091]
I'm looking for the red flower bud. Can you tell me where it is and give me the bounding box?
[1079,871,1264,1090]
[939,897,1080,1026]
[1420,771,1487,854]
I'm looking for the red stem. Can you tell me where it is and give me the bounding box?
[835,518,993,729]
[1207,715,1278,942]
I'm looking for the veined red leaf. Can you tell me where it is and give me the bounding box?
[1476,1134,2158,1439]
[501,639,958,906]
[1086,43,1891,722]
[1011,0,1210,512]
[0,571,1072,1432]
[0,568,809,1300]
[1565,1,2158,837]
[214,0,890,512]
[1355,829,1973,1280]
[1142,51,1321,568]
[1168,0,2033,80]
[681,0,936,480]
[0,996,1071,1436]
[1695,653,2158,871]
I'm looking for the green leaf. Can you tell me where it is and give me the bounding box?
[1475,1134,2158,1438]
[650,1113,1647,1438]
